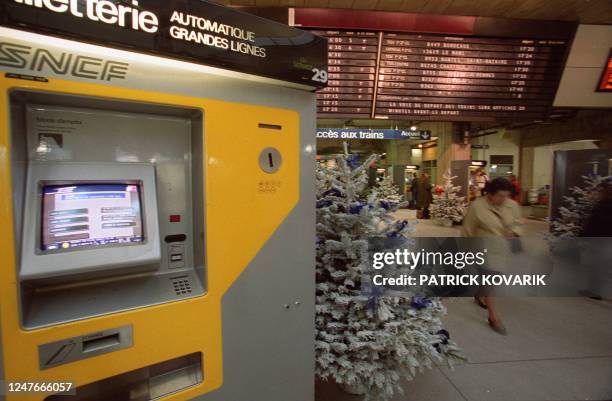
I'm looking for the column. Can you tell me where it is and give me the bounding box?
[435,122,470,185]
[385,139,412,196]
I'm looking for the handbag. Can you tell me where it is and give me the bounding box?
[491,208,523,253]
[508,237,524,253]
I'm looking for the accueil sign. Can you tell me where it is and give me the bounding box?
[13,0,267,58]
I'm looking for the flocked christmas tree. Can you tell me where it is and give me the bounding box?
[372,175,403,204]
[429,169,466,223]
[316,145,463,401]
[550,174,611,238]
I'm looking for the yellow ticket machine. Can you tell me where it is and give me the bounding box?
[0,1,326,400]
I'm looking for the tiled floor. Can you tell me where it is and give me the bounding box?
[317,297,612,401]
[316,208,612,401]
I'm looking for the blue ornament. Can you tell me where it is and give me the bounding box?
[396,220,408,230]
[433,329,450,352]
[316,199,333,208]
[437,329,450,344]
[364,283,384,312]
[322,188,342,197]
[346,154,360,169]
[411,296,432,310]
[349,203,365,214]
[386,220,408,238]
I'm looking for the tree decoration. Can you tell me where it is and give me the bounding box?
[429,169,466,224]
[371,175,403,204]
[316,145,464,401]
[550,174,611,238]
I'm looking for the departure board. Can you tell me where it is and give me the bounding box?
[313,30,569,122]
[315,31,379,119]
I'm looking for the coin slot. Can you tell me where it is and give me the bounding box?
[259,147,282,174]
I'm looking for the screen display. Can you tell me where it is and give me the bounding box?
[41,183,144,252]
[312,29,570,121]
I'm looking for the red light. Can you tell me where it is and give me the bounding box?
[169,215,181,223]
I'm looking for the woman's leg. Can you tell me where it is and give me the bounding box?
[485,296,507,335]
[484,296,498,321]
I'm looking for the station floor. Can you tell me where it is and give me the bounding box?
[315,209,612,401]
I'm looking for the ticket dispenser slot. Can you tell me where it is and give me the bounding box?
[9,90,207,330]
[39,326,133,370]
[82,333,120,353]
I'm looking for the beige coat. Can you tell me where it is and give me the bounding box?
[462,196,522,238]
[462,197,523,274]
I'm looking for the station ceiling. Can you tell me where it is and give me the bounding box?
[217,0,612,24]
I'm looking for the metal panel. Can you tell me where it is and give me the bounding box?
[24,270,205,329]
[193,96,316,401]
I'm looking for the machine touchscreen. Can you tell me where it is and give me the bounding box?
[41,183,144,252]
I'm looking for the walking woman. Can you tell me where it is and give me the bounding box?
[462,177,522,335]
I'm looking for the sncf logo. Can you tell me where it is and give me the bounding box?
[0,42,129,81]
[14,0,159,33]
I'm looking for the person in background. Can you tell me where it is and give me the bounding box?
[410,173,419,209]
[417,172,432,219]
[509,174,521,203]
[475,168,490,196]
[469,169,479,201]
[462,177,522,335]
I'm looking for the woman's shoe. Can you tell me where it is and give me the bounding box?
[578,289,603,300]
[488,318,507,335]
[474,296,488,309]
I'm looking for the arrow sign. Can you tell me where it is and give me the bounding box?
[399,130,432,140]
